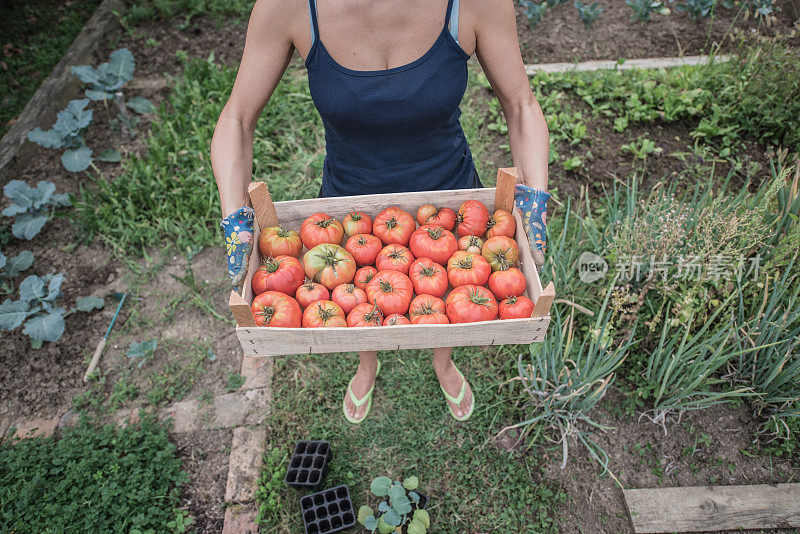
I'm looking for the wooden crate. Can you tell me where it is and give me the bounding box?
[229,167,555,357]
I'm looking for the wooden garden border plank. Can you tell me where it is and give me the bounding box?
[0,0,124,173]
[623,484,800,533]
[525,54,730,76]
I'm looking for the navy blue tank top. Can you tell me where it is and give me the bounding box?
[305,0,478,197]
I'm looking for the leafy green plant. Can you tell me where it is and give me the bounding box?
[518,0,547,27]
[574,0,604,27]
[625,0,669,20]
[226,371,246,392]
[563,156,583,171]
[0,250,34,295]
[500,286,634,471]
[358,476,430,534]
[0,273,66,347]
[71,48,135,102]
[127,339,158,368]
[2,180,71,239]
[0,416,187,532]
[26,99,95,171]
[676,0,715,20]
[620,138,661,159]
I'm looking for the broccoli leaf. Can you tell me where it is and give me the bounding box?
[3,180,36,210]
[22,311,65,343]
[19,275,47,302]
[108,48,135,85]
[126,97,155,115]
[370,477,392,497]
[27,127,65,149]
[0,299,32,330]
[76,295,105,312]
[46,273,64,301]
[5,251,34,277]
[97,148,121,163]
[12,212,49,240]
[62,147,93,172]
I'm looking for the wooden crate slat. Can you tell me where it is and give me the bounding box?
[229,290,256,327]
[271,187,495,228]
[236,316,550,356]
[494,167,518,213]
[248,181,279,230]
[623,484,800,533]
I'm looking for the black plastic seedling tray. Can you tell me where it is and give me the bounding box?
[300,485,356,534]
[285,441,333,490]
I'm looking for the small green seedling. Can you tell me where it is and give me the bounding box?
[358,476,430,533]
[127,339,158,368]
[518,0,547,27]
[2,180,71,240]
[574,1,604,26]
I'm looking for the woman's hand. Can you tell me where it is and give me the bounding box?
[221,207,255,289]
[514,184,549,272]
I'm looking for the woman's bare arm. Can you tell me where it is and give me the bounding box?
[210,0,298,218]
[472,0,549,191]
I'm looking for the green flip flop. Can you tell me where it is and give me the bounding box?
[342,359,381,424]
[440,364,475,422]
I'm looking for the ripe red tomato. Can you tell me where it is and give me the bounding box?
[447,251,491,288]
[302,300,347,327]
[302,243,356,290]
[408,225,458,265]
[416,204,456,231]
[457,235,484,254]
[383,313,411,326]
[346,303,384,327]
[373,207,416,246]
[481,236,520,272]
[499,295,535,319]
[409,294,449,325]
[251,291,302,327]
[486,209,516,239]
[455,200,490,237]
[345,233,382,267]
[365,270,414,315]
[300,213,344,249]
[353,266,378,291]
[488,267,527,299]
[332,283,368,315]
[408,258,448,298]
[258,226,303,258]
[342,211,373,237]
[295,282,329,308]
[445,285,498,323]
[375,244,415,275]
[251,255,304,296]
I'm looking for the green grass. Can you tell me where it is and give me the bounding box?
[0,0,102,138]
[0,416,187,532]
[256,346,564,532]
[119,0,253,29]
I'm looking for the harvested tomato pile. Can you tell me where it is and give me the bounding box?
[251,200,535,328]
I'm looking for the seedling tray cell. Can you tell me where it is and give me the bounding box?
[285,440,333,490]
[300,485,356,534]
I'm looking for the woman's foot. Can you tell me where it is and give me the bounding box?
[435,361,473,420]
[343,359,379,422]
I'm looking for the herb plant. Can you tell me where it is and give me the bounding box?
[518,0,547,28]
[358,476,430,534]
[2,180,71,240]
[574,0,604,27]
[26,99,94,172]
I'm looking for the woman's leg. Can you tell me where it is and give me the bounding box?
[343,351,379,419]
[432,347,473,419]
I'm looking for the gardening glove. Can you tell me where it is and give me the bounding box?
[220,206,255,290]
[514,184,550,272]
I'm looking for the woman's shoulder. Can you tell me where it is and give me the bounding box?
[249,0,309,38]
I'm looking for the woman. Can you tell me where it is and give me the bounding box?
[211,0,550,424]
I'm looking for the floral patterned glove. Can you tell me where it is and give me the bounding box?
[220,207,255,290]
[514,184,550,272]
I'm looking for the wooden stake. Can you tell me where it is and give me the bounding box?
[248,181,279,231]
[495,167,518,213]
[229,290,256,327]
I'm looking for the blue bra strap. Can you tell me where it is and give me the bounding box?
[308,0,319,42]
[449,0,460,43]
